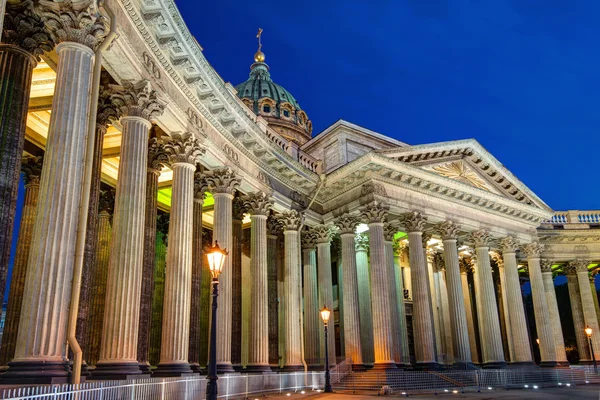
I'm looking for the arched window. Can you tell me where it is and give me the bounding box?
[263,105,271,113]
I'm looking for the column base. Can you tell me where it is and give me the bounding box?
[1,360,71,384]
[89,361,147,380]
[244,364,272,373]
[508,361,537,368]
[452,361,476,370]
[578,360,594,365]
[412,362,441,371]
[232,363,244,372]
[554,361,571,368]
[138,362,153,374]
[307,364,322,371]
[153,362,195,377]
[482,361,507,369]
[217,362,235,374]
[190,363,203,373]
[352,363,368,371]
[372,362,398,370]
[281,364,304,372]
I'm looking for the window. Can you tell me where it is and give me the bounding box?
[283,109,290,117]
[263,105,271,113]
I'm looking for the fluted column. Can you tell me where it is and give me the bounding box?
[459,259,479,363]
[280,211,303,371]
[392,239,411,367]
[521,243,556,367]
[572,260,600,362]
[6,17,107,380]
[355,234,375,365]
[302,230,320,367]
[267,217,280,366]
[336,215,364,369]
[243,192,273,372]
[492,253,514,362]
[565,266,591,362]
[540,259,568,366]
[404,212,436,369]
[231,196,244,368]
[361,202,396,370]
[205,168,240,373]
[154,133,204,376]
[591,272,600,323]
[383,223,402,366]
[149,215,169,366]
[436,222,472,366]
[499,238,533,365]
[0,4,52,312]
[314,224,336,367]
[95,81,164,379]
[0,157,42,367]
[471,230,505,368]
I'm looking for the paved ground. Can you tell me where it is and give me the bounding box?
[253,385,600,399]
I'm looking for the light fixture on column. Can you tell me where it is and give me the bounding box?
[206,241,228,400]
[320,306,333,393]
[585,326,597,373]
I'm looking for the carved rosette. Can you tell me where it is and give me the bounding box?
[148,136,169,174]
[266,215,282,237]
[163,132,205,167]
[3,1,54,57]
[499,236,520,254]
[35,0,108,50]
[540,259,553,274]
[193,170,207,202]
[278,210,302,232]
[570,259,590,274]
[205,167,241,195]
[383,221,399,242]
[470,229,491,248]
[355,233,369,252]
[360,201,388,224]
[243,192,273,216]
[21,156,43,185]
[403,211,426,233]
[301,231,317,250]
[522,242,544,259]
[436,221,459,241]
[334,215,359,236]
[110,80,165,120]
[312,225,334,244]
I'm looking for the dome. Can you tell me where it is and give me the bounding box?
[235,61,312,145]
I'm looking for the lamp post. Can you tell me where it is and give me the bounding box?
[585,326,597,374]
[320,306,333,393]
[206,242,228,400]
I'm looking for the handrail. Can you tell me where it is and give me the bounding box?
[542,210,600,225]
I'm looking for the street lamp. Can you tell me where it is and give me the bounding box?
[320,306,333,393]
[585,326,597,374]
[206,241,228,400]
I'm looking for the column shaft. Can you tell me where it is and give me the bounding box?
[497,264,514,362]
[356,245,375,365]
[393,253,411,366]
[303,247,320,366]
[267,234,279,366]
[384,240,401,365]
[527,257,556,365]
[567,273,590,361]
[341,233,363,367]
[460,269,479,363]
[149,229,168,366]
[231,207,243,367]
[428,257,442,361]
[283,230,302,369]
[577,269,600,361]
[317,242,336,366]
[542,271,568,364]
[188,199,203,371]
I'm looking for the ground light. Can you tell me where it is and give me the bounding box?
[320,306,333,393]
[585,326,598,373]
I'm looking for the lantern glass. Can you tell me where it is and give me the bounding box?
[206,241,228,279]
[320,306,331,325]
[585,326,593,337]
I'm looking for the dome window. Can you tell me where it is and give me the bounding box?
[263,105,271,113]
[283,109,290,118]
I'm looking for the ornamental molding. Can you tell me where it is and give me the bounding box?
[569,259,590,273]
[3,1,54,58]
[538,230,600,244]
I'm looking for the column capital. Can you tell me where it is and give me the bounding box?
[421,231,432,249]
[522,242,544,259]
[98,188,115,215]
[360,201,388,224]
[392,237,407,256]
[569,259,590,273]
[459,257,473,274]
[433,252,445,272]
[278,210,302,231]
[243,191,273,216]
[499,236,520,253]
[148,136,169,174]
[164,132,205,167]
[97,86,122,128]
[232,196,246,220]
[21,155,43,186]
[110,80,165,120]
[3,2,54,59]
[470,229,491,248]
[193,169,208,202]
[540,259,553,273]
[205,167,241,195]
[334,214,360,235]
[490,251,504,268]
[355,233,369,252]
[383,221,399,242]
[312,224,334,244]
[301,231,317,250]
[403,211,427,233]
[435,221,459,240]
[267,214,282,237]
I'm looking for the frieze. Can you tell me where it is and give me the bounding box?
[143,51,162,80]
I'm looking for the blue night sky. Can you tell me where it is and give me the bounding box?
[176,0,599,211]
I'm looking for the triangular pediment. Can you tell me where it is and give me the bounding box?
[377,139,552,211]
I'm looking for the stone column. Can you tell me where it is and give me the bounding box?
[149,215,170,366]
[459,259,479,363]
[404,212,436,369]
[336,215,364,369]
[5,6,109,381]
[231,196,244,368]
[426,248,442,362]
[280,211,303,370]
[540,259,568,366]
[565,266,591,362]
[267,216,280,367]
[0,4,52,311]
[355,233,375,365]
[491,252,514,362]
[434,254,454,364]
[205,168,240,373]
[521,243,556,367]
[243,192,273,372]
[572,260,600,362]
[590,272,600,323]
[188,171,206,372]
[0,157,42,367]
[314,224,336,366]
[361,202,396,370]
[94,81,164,379]
[383,223,403,366]
[471,230,505,368]
[302,230,320,368]
[392,239,411,367]
[499,238,533,365]
[154,133,204,376]
[435,221,472,367]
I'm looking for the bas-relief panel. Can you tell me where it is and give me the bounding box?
[421,160,501,196]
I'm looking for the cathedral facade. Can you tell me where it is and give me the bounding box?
[0,0,599,385]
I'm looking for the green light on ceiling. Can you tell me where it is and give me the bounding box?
[157,188,214,208]
[394,231,407,240]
